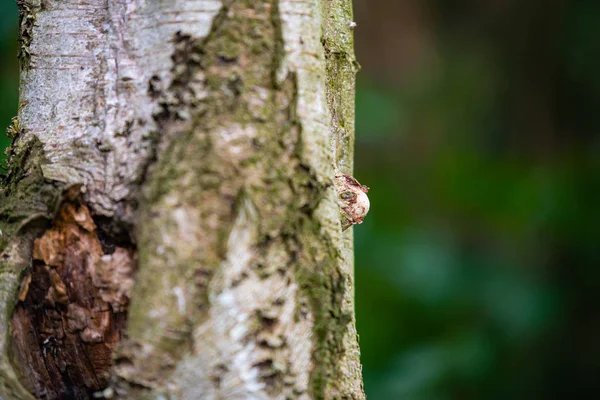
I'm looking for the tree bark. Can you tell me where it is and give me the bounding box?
[0,0,364,399]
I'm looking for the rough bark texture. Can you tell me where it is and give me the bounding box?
[0,0,363,399]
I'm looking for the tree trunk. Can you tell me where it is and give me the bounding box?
[0,0,364,399]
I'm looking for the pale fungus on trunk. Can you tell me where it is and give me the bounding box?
[335,175,370,230]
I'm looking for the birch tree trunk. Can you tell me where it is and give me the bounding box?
[0,0,364,399]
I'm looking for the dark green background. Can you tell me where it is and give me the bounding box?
[2,1,599,398]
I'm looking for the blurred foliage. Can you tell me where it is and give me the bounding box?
[2,0,600,399]
[354,0,600,398]
[0,0,18,164]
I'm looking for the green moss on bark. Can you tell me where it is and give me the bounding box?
[322,0,359,174]
[0,136,62,400]
[119,1,360,397]
[0,136,61,253]
[119,0,307,387]
[16,0,40,71]
[293,218,352,399]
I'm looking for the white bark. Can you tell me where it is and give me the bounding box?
[21,0,222,218]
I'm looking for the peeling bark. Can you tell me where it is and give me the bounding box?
[1,0,364,399]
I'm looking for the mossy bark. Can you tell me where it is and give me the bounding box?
[0,0,363,399]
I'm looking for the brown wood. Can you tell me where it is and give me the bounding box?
[10,203,135,400]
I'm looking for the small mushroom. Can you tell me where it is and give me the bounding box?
[335,175,370,230]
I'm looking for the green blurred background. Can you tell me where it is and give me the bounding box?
[2,1,600,399]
